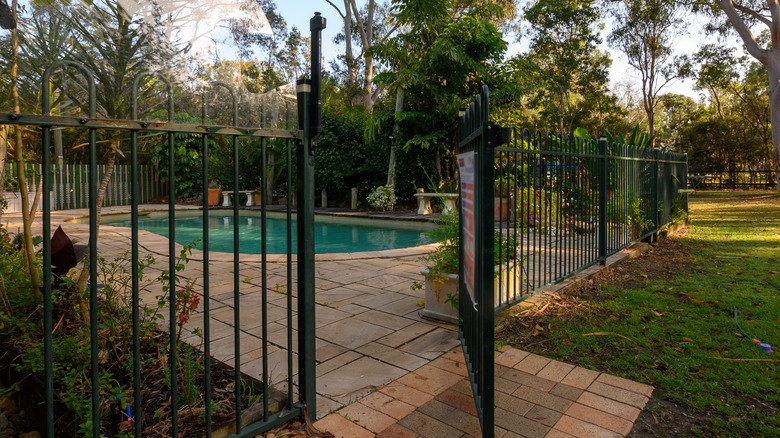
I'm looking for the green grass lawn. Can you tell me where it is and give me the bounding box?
[501,190,780,436]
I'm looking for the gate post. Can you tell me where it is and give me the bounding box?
[598,136,607,265]
[296,78,317,417]
[296,11,326,419]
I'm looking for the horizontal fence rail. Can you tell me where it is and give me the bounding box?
[493,130,689,311]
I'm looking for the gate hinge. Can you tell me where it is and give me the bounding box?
[487,123,512,147]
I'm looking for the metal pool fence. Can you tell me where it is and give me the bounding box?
[457,85,688,437]
[0,13,326,438]
[493,127,689,310]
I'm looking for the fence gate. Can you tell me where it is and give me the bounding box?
[457,85,509,437]
[0,13,325,438]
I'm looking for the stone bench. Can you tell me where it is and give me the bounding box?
[222,190,258,207]
[413,192,458,215]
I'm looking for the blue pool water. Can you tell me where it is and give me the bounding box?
[102,211,433,254]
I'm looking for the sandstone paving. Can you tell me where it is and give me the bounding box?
[6,205,659,437]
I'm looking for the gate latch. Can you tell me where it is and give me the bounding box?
[487,123,512,147]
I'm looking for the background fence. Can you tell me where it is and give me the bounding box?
[687,170,776,189]
[2,163,163,212]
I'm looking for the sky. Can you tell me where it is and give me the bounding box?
[274,0,747,103]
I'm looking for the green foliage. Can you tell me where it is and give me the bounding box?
[419,210,460,275]
[315,106,388,204]
[420,209,520,276]
[373,1,508,188]
[366,185,397,211]
[148,113,214,199]
[517,189,567,234]
[0,229,207,433]
[494,173,515,197]
[606,125,654,149]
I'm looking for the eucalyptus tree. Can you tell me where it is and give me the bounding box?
[522,0,616,137]
[608,0,690,143]
[227,0,310,91]
[325,0,402,110]
[694,0,780,192]
[656,93,704,150]
[693,44,741,119]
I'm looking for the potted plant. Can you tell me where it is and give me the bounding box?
[207,181,222,206]
[494,174,514,221]
[253,187,263,206]
[417,210,520,323]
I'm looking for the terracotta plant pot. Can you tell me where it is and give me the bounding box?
[207,188,222,206]
[254,191,262,206]
[494,197,510,221]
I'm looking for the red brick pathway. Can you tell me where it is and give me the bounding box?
[314,347,653,438]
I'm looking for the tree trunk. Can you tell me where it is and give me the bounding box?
[386,90,404,187]
[342,0,360,106]
[29,172,42,221]
[559,86,565,137]
[74,143,118,325]
[11,0,41,292]
[648,108,655,146]
[0,125,8,223]
[363,56,375,110]
[435,146,443,188]
[768,60,780,195]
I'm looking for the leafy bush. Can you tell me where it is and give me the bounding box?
[148,112,217,199]
[421,210,519,277]
[315,106,388,206]
[516,189,575,234]
[366,185,397,211]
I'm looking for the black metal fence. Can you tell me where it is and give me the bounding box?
[0,18,325,438]
[458,86,688,438]
[494,129,689,310]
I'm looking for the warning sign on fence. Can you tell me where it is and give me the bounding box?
[458,151,476,304]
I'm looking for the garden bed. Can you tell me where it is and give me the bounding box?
[0,331,283,437]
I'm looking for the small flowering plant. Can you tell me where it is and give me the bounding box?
[157,240,202,343]
[174,282,200,342]
[366,184,397,211]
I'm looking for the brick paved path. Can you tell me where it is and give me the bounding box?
[314,346,653,438]
[4,205,654,437]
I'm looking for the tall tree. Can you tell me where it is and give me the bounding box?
[694,44,741,119]
[52,0,180,321]
[326,0,398,110]
[374,0,507,185]
[522,0,618,136]
[702,0,780,193]
[609,0,689,143]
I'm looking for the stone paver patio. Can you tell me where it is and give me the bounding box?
[4,204,654,437]
[314,346,653,437]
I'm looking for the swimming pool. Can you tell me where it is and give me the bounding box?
[97,210,434,254]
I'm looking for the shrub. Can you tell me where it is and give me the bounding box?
[366,185,397,211]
